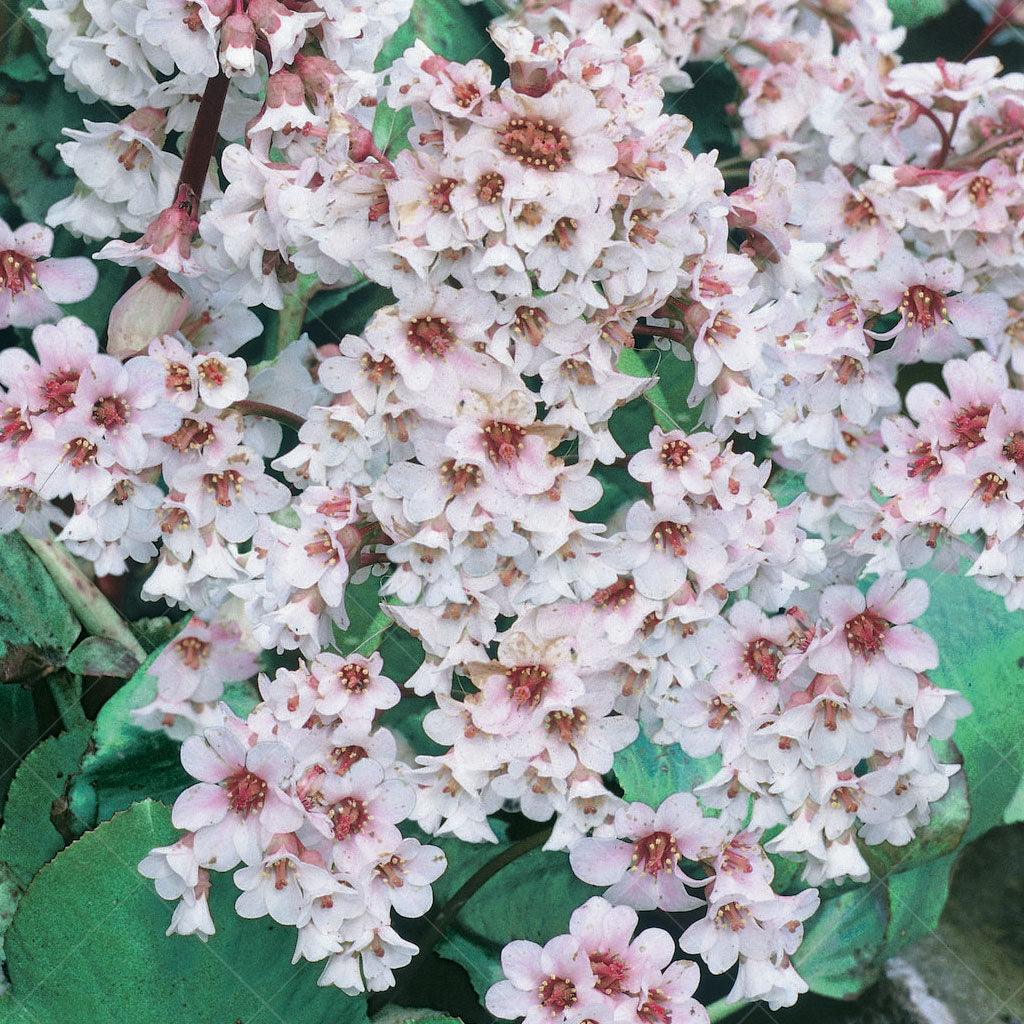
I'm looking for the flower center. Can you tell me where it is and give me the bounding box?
[42,369,80,413]
[165,361,192,392]
[91,395,130,430]
[513,306,548,346]
[505,664,549,707]
[951,403,990,448]
[651,521,691,557]
[545,708,586,743]
[659,438,692,468]
[330,744,367,774]
[174,635,211,671]
[164,418,215,452]
[66,437,98,469]
[406,315,456,357]
[899,286,949,330]
[338,663,370,693]
[428,177,457,212]
[226,770,267,815]
[329,796,368,840]
[375,854,405,888]
[1003,431,1024,466]
[842,194,877,227]
[476,171,505,204]
[830,786,859,813]
[834,355,864,386]
[976,471,1008,504]
[360,353,396,383]
[968,175,993,206]
[907,441,942,481]
[589,951,628,995]
[203,469,244,507]
[304,528,340,564]
[714,901,748,931]
[843,609,888,656]
[440,459,481,495]
[482,420,526,464]
[592,577,636,608]
[0,251,38,296]
[537,976,577,1013]
[743,637,780,681]
[637,998,672,1024]
[499,117,571,171]
[198,356,227,386]
[631,831,679,876]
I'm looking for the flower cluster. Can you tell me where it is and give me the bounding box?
[140,650,445,994]
[0,0,1006,1015]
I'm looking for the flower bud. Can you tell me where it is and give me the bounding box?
[106,270,189,359]
[219,12,256,77]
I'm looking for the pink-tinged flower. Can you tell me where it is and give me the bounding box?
[627,427,716,500]
[569,794,722,911]
[0,317,98,416]
[632,959,708,1024]
[569,897,674,1000]
[167,445,290,542]
[307,758,415,867]
[807,573,938,707]
[855,249,1006,361]
[233,837,343,926]
[173,728,303,868]
[363,836,446,919]
[485,934,599,1024]
[66,353,182,471]
[0,219,96,328]
[904,351,1007,452]
[194,352,249,409]
[311,651,401,723]
[150,616,259,703]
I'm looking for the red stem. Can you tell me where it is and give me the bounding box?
[963,1,1019,62]
[177,72,230,204]
[233,400,305,430]
[886,90,953,168]
[635,324,688,343]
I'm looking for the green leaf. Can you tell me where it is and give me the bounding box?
[617,348,700,433]
[914,566,1024,842]
[0,863,21,980]
[1,801,369,1024]
[888,0,950,28]
[64,636,141,679]
[333,572,393,657]
[0,74,96,222]
[794,884,889,998]
[0,532,80,681]
[0,724,91,884]
[0,686,37,810]
[435,830,592,1001]
[880,853,955,958]
[768,468,806,508]
[613,727,721,808]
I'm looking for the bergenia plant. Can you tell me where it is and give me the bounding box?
[0,0,1021,1021]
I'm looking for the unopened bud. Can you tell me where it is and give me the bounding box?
[106,270,189,359]
[220,12,256,78]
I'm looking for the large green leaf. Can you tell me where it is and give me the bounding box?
[0,801,369,1024]
[915,567,1024,841]
[0,533,80,680]
[613,727,721,808]
[888,0,950,27]
[794,884,889,999]
[0,724,91,884]
[879,853,955,958]
[333,571,393,657]
[0,686,38,810]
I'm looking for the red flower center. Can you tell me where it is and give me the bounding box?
[406,315,456,357]
[0,251,37,296]
[330,745,367,775]
[545,708,586,743]
[843,609,889,656]
[338,663,370,692]
[506,664,549,707]
[428,177,457,212]
[440,459,481,495]
[537,977,577,1013]
[164,417,215,452]
[652,521,692,557]
[631,831,679,876]
[899,286,949,330]
[198,356,227,386]
[66,437,98,469]
[203,469,244,507]
[1003,431,1024,466]
[951,403,990,449]
[976,471,1008,504]
[715,901,748,931]
[482,421,526,465]
[843,194,877,227]
[592,577,636,608]
[329,796,368,840]
[743,637,780,681]
[589,951,628,995]
[174,635,211,670]
[475,171,505,204]
[226,770,267,816]
[42,369,80,413]
[499,117,571,171]
[91,395,130,430]
[659,438,693,468]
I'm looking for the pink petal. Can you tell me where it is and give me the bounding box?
[35,257,97,304]
[569,837,632,886]
[172,782,229,830]
[885,624,939,671]
[180,735,234,782]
